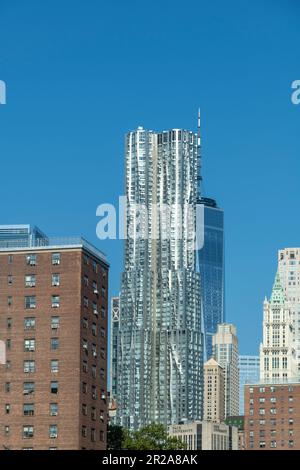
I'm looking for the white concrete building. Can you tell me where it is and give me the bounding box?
[169,421,238,450]
[278,248,300,373]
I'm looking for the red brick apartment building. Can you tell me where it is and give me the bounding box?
[0,226,109,450]
[244,382,300,450]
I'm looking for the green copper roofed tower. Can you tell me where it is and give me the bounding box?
[260,270,298,382]
[270,271,285,304]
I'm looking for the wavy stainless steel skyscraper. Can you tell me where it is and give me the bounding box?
[115,126,203,430]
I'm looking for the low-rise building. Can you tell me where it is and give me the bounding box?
[169,421,238,450]
[245,382,300,450]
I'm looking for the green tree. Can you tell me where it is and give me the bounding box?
[122,423,187,450]
[107,424,125,450]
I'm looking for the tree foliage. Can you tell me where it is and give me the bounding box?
[108,423,187,450]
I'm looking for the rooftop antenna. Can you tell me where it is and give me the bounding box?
[197,108,202,201]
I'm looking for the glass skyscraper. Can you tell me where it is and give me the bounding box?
[238,355,260,414]
[114,126,203,430]
[198,197,224,360]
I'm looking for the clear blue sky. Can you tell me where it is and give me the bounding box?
[0,0,299,355]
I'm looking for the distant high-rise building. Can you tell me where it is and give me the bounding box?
[238,356,260,414]
[114,125,203,430]
[203,358,225,423]
[0,226,109,450]
[198,197,224,360]
[213,323,239,417]
[0,225,48,248]
[260,271,297,382]
[278,248,300,372]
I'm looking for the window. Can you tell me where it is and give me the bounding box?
[100,348,106,359]
[84,275,89,287]
[25,275,36,288]
[100,410,105,422]
[51,338,59,350]
[270,397,277,403]
[289,408,294,413]
[5,404,10,415]
[93,281,98,294]
[25,296,36,309]
[100,431,104,442]
[289,396,294,402]
[4,426,10,436]
[91,428,96,442]
[82,426,87,438]
[8,254,13,264]
[23,382,35,395]
[259,397,265,403]
[51,317,60,330]
[52,253,60,265]
[51,360,59,373]
[7,318,12,329]
[259,387,265,393]
[289,419,294,425]
[92,386,96,400]
[83,297,89,307]
[23,426,34,439]
[82,404,87,416]
[91,407,96,420]
[83,361,88,373]
[270,386,276,393]
[270,441,277,448]
[6,339,11,350]
[24,317,35,330]
[50,381,58,394]
[52,274,60,287]
[5,382,10,393]
[270,408,277,415]
[93,302,98,316]
[7,275,13,285]
[49,425,58,439]
[92,365,96,379]
[7,296,12,307]
[92,323,97,336]
[92,344,97,358]
[26,254,37,266]
[82,382,88,394]
[259,419,265,426]
[100,368,105,380]
[259,409,265,415]
[6,361,11,370]
[92,261,97,273]
[249,387,254,394]
[84,255,89,265]
[24,339,35,352]
[100,327,105,338]
[259,441,266,448]
[24,360,35,373]
[51,296,60,308]
[23,404,35,416]
[101,307,106,319]
[289,440,294,448]
[50,403,58,416]
[82,318,88,329]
